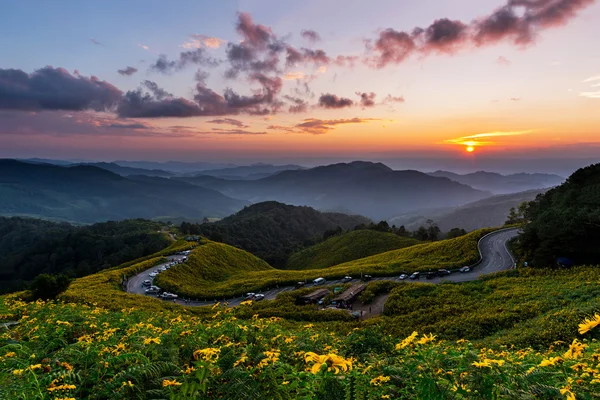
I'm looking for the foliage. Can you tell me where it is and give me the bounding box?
[446,227,467,239]
[504,201,529,225]
[179,201,370,267]
[0,217,171,293]
[152,230,492,300]
[285,230,421,270]
[30,273,71,300]
[516,163,600,267]
[378,266,600,348]
[2,297,600,399]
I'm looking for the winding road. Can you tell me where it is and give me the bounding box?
[126,228,518,308]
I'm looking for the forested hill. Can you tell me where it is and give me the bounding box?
[517,163,600,267]
[180,201,371,267]
[0,218,171,293]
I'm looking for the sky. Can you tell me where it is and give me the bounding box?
[0,0,599,172]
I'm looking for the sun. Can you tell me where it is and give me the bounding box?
[466,146,475,153]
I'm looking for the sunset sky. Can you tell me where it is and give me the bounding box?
[1,0,599,169]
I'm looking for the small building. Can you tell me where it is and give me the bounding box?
[296,288,330,305]
[332,284,367,308]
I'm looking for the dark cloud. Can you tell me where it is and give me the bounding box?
[207,118,249,128]
[384,94,405,103]
[318,93,354,109]
[283,95,308,113]
[285,47,304,67]
[106,122,149,129]
[0,67,122,112]
[210,128,266,135]
[142,80,172,100]
[369,0,593,67]
[334,55,359,68]
[150,48,219,74]
[295,117,379,134]
[89,38,104,46]
[117,66,138,76]
[236,12,276,49]
[356,92,376,108]
[301,29,321,43]
[117,90,209,118]
[496,56,512,66]
[267,124,298,132]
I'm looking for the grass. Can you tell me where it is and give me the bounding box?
[285,230,421,270]
[153,229,493,299]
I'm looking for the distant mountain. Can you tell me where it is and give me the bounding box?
[180,201,371,267]
[428,170,563,194]
[197,163,304,180]
[0,159,247,223]
[391,188,546,232]
[176,161,490,220]
[113,160,237,173]
[72,162,174,177]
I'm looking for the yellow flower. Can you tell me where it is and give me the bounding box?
[13,369,24,376]
[60,362,73,371]
[162,379,182,387]
[143,337,161,345]
[193,347,220,362]
[417,333,436,345]
[472,360,491,368]
[370,376,391,386]
[282,381,290,385]
[396,331,418,350]
[304,352,352,374]
[233,353,248,367]
[578,313,600,335]
[47,384,77,392]
[121,380,134,388]
[239,300,253,306]
[563,339,587,359]
[4,352,16,358]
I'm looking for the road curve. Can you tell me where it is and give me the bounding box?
[125,228,519,307]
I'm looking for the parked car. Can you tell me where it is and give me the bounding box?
[145,286,161,294]
[342,276,352,283]
[253,294,265,301]
[425,272,437,280]
[438,269,451,276]
[244,292,256,299]
[149,272,158,278]
[459,266,471,273]
[142,280,152,287]
[361,275,373,282]
[313,277,326,285]
[295,282,306,289]
[160,292,178,300]
[399,274,408,280]
[159,266,167,272]
[409,272,420,280]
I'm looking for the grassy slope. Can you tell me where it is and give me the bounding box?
[285,230,421,270]
[153,229,492,299]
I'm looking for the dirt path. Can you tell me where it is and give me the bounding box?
[352,293,388,320]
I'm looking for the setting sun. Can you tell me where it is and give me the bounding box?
[466,146,475,153]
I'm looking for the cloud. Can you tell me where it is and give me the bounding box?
[106,121,149,129]
[445,129,533,146]
[295,117,380,134]
[333,55,359,68]
[283,95,308,113]
[496,56,512,66]
[384,94,405,103]
[138,43,149,50]
[368,0,594,68]
[356,92,376,108]
[580,74,600,98]
[0,67,122,112]
[207,118,249,128]
[142,80,172,100]
[510,97,522,101]
[150,48,220,74]
[580,91,600,98]
[318,93,354,109]
[181,34,226,49]
[210,128,266,135]
[283,71,306,80]
[117,66,138,76]
[301,29,321,43]
[267,124,298,133]
[582,75,600,82]
[89,38,104,46]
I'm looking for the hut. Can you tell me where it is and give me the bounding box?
[296,288,330,305]
[332,284,366,308]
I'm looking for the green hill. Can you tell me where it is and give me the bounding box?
[180,201,371,267]
[154,239,274,296]
[285,230,421,270]
[517,163,600,266]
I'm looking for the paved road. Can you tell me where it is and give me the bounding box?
[126,228,518,308]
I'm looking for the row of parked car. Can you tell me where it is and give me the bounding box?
[244,293,265,301]
[141,256,188,300]
[398,266,471,281]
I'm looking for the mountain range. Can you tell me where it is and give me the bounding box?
[428,170,563,194]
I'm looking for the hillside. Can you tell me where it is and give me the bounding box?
[429,170,563,194]
[0,159,247,223]
[197,163,304,180]
[74,162,174,177]
[176,161,489,220]
[393,189,546,232]
[285,230,421,270]
[517,162,600,266]
[181,201,371,267]
[0,217,170,293]
[155,239,274,295]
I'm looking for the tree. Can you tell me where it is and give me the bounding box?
[505,201,530,225]
[427,225,441,241]
[447,227,467,239]
[31,273,71,300]
[413,226,429,241]
[395,225,409,237]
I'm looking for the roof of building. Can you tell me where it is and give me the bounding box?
[332,284,367,302]
[299,288,330,301]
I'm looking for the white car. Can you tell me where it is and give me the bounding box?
[160,292,178,300]
[342,276,352,283]
[244,292,256,300]
[142,280,152,287]
[145,286,161,294]
[399,274,408,280]
[459,266,471,273]
[159,266,167,272]
[149,272,158,278]
[253,294,265,301]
